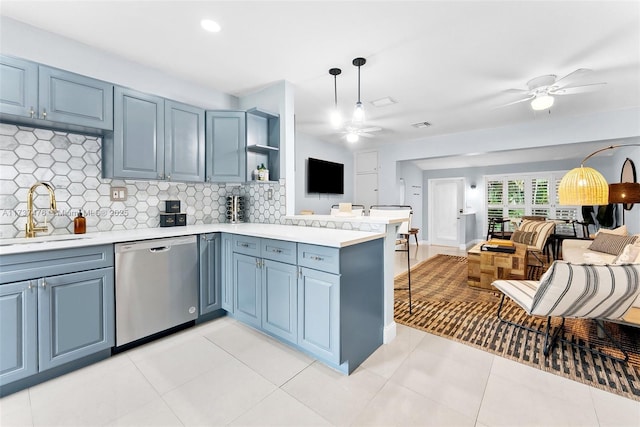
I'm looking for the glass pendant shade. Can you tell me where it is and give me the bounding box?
[330,109,342,128]
[558,166,609,205]
[531,94,554,111]
[353,101,365,123]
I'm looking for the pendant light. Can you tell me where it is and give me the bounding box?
[329,68,342,128]
[352,57,366,124]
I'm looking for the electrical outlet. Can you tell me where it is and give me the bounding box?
[110,186,127,201]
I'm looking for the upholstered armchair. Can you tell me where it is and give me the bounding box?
[510,219,556,278]
[493,261,640,361]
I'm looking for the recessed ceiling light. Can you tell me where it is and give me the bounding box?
[201,19,221,33]
[411,121,432,129]
[370,97,397,107]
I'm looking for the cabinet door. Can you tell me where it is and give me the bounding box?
[199,234,221,315]
[0,280,37,386]
[165,100,205,182]
[0,55,38,118]
[205,111,246,183]
[232,253,261,328]
[261,260,297,344]
[298,267,340,364]
[38,268,114,371]
[220,233,234,313]
[113,87,165,179]
[39,66,114,130]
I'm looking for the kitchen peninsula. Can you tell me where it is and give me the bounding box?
[0,223,385,395]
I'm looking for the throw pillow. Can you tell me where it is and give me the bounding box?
[597,225,628,236]
[588,233,638,256]
[511,230,537,246]
[614,244,640,264]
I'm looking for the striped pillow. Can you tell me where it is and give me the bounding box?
[517,219,556,251]
[530,261,640,319]
[511,230,537,246]
[588,233,638,256]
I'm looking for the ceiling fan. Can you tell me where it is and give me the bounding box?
[501,68,606,110]
[339,125,382,143]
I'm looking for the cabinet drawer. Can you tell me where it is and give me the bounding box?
[297,244,339,274]
[232,235,261,257]
[0,245,114,284]
[261,239,297,264]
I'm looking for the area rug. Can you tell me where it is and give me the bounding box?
[394,254,640,401]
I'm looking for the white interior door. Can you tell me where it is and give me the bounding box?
[355,173,378,211]
[429,178,463,246]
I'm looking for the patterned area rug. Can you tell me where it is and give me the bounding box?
[394,254,640,401]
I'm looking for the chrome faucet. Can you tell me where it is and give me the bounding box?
[25,182,57,238]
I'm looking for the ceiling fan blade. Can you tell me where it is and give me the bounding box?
[503,88,530,95]
[359,133,375,138]
[495,95,534,108]
[359,126,382,133]
[551,82,607,95]
[553,68,592,86]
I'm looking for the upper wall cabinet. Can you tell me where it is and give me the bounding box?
[0,55,113,132]
[205,111,246,183]
[103,88,205,181]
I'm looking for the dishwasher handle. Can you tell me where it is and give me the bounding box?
[149,246,171,253]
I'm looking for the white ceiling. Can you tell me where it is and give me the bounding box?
[1,1,639,168]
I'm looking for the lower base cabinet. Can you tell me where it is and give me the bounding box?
[199,234,221,315]
[0,245,114,392]
[223,236,384,374]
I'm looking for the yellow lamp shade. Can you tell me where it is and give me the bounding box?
[558,166,609,205]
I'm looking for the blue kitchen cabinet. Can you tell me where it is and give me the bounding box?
[0,55,113,131]
[199,233,221,315]
[105,86,165,180]
[205,111,246,183]
[0,55,38,118]
[220,233,234,313]
[165,100,205,182]
[0,245,114,395]
[232,252,262,328]
[261,259,298,344]
[0,281,37,386]
[38,268,114,371]
[297,267,340,364]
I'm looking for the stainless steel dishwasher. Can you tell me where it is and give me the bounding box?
[115,235,198,346]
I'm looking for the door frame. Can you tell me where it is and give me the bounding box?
[427,177,465,247]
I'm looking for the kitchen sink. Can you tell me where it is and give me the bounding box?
[0,234,94,247]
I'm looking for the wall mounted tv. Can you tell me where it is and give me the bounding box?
[307,157,344,194]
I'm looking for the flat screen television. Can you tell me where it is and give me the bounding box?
[307,157,344,194]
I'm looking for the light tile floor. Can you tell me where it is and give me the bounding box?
[1,244,639,426]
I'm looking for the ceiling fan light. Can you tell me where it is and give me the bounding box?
[346,131,359,143]
[200,19,221,33]
[353,101,365,123]
[531,94,554,111]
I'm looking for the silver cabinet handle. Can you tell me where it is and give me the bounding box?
[240,243,249,248]
[41,278,47,288]
[311,255,324,261]
[41,109,47,119]
[29,107,35,118]
[167,174,171,180]
[28,281,34,290]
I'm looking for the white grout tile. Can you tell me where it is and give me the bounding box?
[130,334,235,394]
[203,319,313,386]
[477,373,600,427]
[28,354,159,426]
[352,381,475,426]
[589,386,640,427]
[0,389,33,427]
[162,357,276,425]
[389,342,493,419]
[281,362,386,425]
[360,323,427,379]
[104,397,183,427]
[229,389,331,426]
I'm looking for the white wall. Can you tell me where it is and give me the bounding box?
[0,17,237,110]
[397,161,423,231]
[295,133,354,215]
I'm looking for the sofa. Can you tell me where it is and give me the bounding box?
[562,228,640,326]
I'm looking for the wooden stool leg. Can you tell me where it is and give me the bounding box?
[413,232,419,246]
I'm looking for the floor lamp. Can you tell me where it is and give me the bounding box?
[608,182,640,225]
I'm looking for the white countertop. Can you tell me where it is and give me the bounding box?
[0,223,385,255]
[286,214,406,224]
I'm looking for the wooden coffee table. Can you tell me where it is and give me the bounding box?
[467,242,528,291]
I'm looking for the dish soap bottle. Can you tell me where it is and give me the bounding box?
[74,210,86,234]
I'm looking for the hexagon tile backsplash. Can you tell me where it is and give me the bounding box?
[0,124,285,238]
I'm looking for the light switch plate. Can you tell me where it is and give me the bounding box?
[110,186,127,201]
